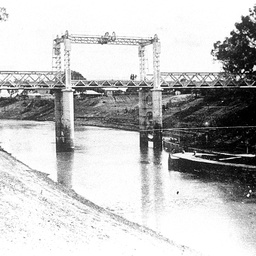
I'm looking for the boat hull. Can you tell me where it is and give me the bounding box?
[168,152,256,182]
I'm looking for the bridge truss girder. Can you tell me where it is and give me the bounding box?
[1,71,256,89]
[0,71,65,89]
[150,72,256,88]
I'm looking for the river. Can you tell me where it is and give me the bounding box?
[0,119,256,256]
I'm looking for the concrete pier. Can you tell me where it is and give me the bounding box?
[139,89,153,147]
[151,36,162,149]
[152,88,163,149]
[54,35,75,152]
[54,89,75,151]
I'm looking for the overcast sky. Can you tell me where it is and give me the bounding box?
[1,1,256,79]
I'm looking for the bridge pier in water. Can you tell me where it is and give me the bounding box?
[139,88,163,149]
[138,35,162,149]
[54,89,75,152]
[152,88,163,149]
[139,89,151,148]
[54,36,75,152]
[151,35,163,149]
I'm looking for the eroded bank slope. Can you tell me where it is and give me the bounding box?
[0,148,201,256]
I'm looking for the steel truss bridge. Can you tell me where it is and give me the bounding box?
[0,30,256,90]
[0,71,256,90]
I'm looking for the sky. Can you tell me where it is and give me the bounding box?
[1,0,256,79]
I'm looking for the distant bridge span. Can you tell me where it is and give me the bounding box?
[0,71,256,89]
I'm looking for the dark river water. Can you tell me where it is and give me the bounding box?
[0,119,256,256]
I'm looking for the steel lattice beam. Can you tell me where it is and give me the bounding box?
[69,34,154,46]
[56,31,155,47]
[0,71,65,89]
[0,71,256,89]
[146,72,256,88]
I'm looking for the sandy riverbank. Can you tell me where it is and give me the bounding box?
[0,147,202,256]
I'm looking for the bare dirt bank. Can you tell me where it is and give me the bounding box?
[0,148,201,256]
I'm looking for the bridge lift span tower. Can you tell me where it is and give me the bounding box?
[52,30,162,151]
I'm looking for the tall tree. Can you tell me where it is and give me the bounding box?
[211,5,256,74]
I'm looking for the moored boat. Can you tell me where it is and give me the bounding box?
[163,137,182,153]
[168,151,256,177]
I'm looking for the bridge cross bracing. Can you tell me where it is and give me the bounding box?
[1,71,256,89]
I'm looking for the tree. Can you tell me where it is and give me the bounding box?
[211,5,256,74]
[61,70,86,83]
[71,70,85,80]
[0,8,8,21]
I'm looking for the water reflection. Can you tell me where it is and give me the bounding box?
[56,152,74,188]
[169,159,256,202]
[140,147,151,226]
[140,147,166,231]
